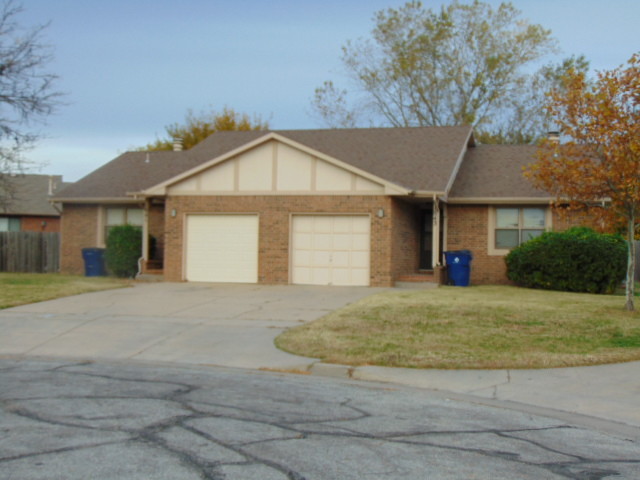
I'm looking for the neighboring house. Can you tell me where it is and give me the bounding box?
[52,127,575,286]
[0,174,70,233]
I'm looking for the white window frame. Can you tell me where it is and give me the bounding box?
[488,206,552,256]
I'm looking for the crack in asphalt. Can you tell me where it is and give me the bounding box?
[1,360,638,480]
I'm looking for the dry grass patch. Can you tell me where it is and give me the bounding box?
[275,286,640,369]
[0,273,131,309]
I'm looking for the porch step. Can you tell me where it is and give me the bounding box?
[395,273,439,289]
[397,273,435,282]
[144,268,164,275]
[136,272,164,282]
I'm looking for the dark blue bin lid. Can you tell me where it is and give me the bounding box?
[444,250,473,260]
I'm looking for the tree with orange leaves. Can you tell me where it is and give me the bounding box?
[526,53,640,310]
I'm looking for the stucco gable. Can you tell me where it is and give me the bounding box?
[145,133,408,196]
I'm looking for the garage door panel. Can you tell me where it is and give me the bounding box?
[314,217,333,233]
[294,232,313,249]
[291,215,370,286]
[292,249,311,266]
[332,216,351,232]
[331,269,351,285]
[312,250,332,266]
[294,216,313,232]
[352,234,370,250]
[350,269,370,285]
[186,215,258,283]
[292,267,311,284]
[352,217,370,233]
[351,251,369,268]
[312,268,331,285]
[313,233,333,249]
[332,235,352,250]
[331,251,350,267]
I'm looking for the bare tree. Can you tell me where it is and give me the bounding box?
[0,0,61,211]
[312,1,588,143]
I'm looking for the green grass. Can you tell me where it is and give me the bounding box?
[275,285,640,370]
[0,273,131,309]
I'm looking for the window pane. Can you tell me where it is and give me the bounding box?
[496,208,519,228]
[127,208,143,226]
[523,208,545,228]
[8,218,21,231]
[496,229,519,249]
[0,218,8,231]
[106,208,124,225]
[522,229,544,243]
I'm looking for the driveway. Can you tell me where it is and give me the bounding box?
[0,283,386,370]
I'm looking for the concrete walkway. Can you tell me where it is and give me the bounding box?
[1,282,639,430]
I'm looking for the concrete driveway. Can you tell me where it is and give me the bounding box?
[0,283,386,370]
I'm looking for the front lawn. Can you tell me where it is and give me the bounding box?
[275,286,640,369]
[0,273,131,309]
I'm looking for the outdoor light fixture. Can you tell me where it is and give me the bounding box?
[377,208,385,218]
[171,209,177,217]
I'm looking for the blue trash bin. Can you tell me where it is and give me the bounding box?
[444,250,473,286]
[81,248,106,277]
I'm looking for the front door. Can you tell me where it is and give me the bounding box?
[419,209,433,270]
[419,208,443,270]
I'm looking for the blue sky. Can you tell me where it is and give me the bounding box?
[17,0,640,181]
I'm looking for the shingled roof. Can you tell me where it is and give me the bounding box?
[54,127,475,200]
[1,174,70,215]
[53,126,546,202]
[448,145,549,200]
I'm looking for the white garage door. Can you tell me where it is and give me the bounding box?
[185,215,258,283]
[291,215,370,286]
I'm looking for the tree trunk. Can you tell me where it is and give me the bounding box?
[625,216,635,311]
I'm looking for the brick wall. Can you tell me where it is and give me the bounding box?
[446,205,509,284]
[20,216,61,233]
[163,195,398,286]
[552,208,591,231]
[60,204,99,275]
[446,204,592,285]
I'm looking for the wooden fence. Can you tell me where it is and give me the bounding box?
[0,232,60,273]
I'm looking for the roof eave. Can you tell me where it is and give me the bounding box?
[442,126,475,197]
[51,197,143,204]
[446,196,554,204]
[411,190,447,198]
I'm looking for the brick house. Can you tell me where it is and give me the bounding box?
[53,126,562,287]
[1,174,69,233]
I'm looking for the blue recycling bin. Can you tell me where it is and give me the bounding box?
[81,248,106,277]
[444,250,473,287]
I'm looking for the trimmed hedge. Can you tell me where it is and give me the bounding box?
[505,227,626,294]
[105,225,142,278]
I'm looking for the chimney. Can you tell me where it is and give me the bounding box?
[172,137,183,152]
[48,175,56,195]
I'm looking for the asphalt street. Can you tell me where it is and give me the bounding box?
[1,358,639,480]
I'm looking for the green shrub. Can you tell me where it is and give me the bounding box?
[505,227,626,294]
[105,225,142,278]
